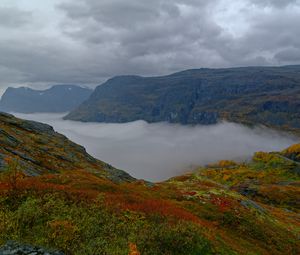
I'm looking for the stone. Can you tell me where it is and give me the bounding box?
[0,241,64,255]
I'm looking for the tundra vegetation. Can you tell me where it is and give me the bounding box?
[0,113,299,254]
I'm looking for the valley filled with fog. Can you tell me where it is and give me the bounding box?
[15,113,297,181]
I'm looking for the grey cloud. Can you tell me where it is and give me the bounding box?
[59,0,219,50]
[0,0,300,92]
[59,0,206,29]
[0,39,77,83]
[0,7,32,28]
[250,0,299,8]
[0,37,114,86]
[275,48,300,63]
[57,0,226,74]
[58,0,300,73]
[205,5,300,66]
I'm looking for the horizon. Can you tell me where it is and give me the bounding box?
[1,63,300,97]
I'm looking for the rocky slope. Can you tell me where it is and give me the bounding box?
[0,112,134,182]
[65,65,300,132]
[0,85,92,113]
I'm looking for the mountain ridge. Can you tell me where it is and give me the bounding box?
[0,85,93,113]
[65,65,300,133]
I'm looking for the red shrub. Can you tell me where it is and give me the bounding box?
[210,195,232,212]
[105,193,202,224]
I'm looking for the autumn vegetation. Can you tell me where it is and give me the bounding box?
[1,145,300,254]
[0,113,299,254]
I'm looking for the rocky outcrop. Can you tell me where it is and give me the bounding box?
[0,112,135,182]
[0,241,64,255]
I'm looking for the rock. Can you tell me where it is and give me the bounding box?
[241,200,266,214]
[0,113,55,135]
[0,128,20,147]
[189,111,219,125]
[0,153,7,170]
[0,112,14,118]
[104,164,136,183]
[3,148,40,165]
[18,120,55,134]
[0,241,64,255]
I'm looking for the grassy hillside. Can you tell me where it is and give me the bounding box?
[1,113,299,254]
[65,66,300,133]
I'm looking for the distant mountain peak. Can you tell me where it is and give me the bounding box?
[0,85,93,113]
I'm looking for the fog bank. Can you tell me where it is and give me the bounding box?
[15,113,297,181]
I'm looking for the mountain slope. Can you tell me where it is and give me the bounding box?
[0,114,300,254]
[0,112,134,182]
[0,85,93,113]
[65,65,300,132]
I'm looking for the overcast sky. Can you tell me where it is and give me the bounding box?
[0,0,300,94]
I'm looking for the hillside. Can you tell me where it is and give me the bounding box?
[0,85,92,113]
[0,113,299,254]
[65,65,300,132]
[0,112,133,182]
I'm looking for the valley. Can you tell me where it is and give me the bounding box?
[0,113,299,254]
[13,112,296,181]
[1,1,300,254]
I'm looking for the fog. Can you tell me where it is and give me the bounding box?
[15,113,297,181]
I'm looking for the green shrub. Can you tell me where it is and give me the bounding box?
[0,193,213,255]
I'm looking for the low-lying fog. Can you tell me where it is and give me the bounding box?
[15,113,297,182]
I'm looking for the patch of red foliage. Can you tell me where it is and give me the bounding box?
[0,171,103,202]
[183,191,197,196]
[105,193,202,224]
[210,195,232,212]
[1,171,214,228]
[171,175,192,182]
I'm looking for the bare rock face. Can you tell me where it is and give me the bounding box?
[0,241,64,255]
[65,65,300,132]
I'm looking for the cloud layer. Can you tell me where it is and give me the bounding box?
[0,0,300,93]
[14,113,296,181]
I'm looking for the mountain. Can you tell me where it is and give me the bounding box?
[0,85,93,113]
[1,113,299,254]
[65,65,300,132]
[0,112,134,182]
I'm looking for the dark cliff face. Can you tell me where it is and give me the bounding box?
[0,85,93,113]
[0,112,134,183]
[64,66,300,131]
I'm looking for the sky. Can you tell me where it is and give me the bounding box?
[0,0,300,94]
[14,113,297,181]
